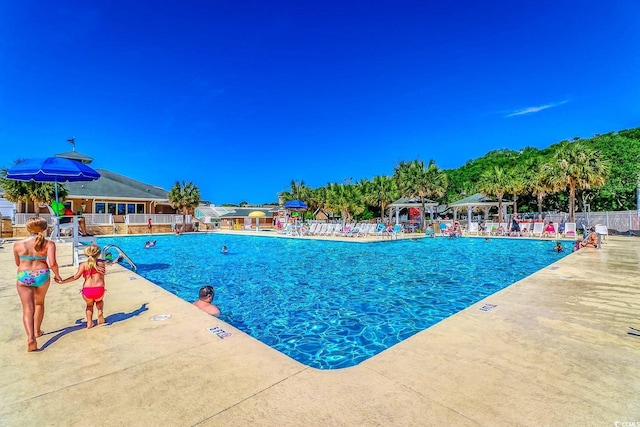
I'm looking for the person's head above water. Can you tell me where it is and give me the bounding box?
[199,285,214,300]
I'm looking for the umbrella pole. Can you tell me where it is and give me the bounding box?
[53,179,60,241]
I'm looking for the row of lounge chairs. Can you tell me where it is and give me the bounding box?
[465,222,578,238]
[283,222,404,238]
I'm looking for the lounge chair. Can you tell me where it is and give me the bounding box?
[467,222,479,235]
[47,205,76,240]
[307,223,319,235]
[595,224,608,243]
[483,222,496,236]
[563,222,577,239]
[531,222,544,237]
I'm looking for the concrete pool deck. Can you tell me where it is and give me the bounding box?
[1,233,639,426]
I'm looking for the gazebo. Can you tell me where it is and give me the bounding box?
[448,193,514,223]
[387,197,440,226]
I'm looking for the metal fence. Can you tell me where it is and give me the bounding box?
[543,210,639,233]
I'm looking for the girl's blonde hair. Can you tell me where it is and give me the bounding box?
[26,217,49,252]
[84,243,102,272]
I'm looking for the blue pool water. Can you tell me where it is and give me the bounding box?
[99,234,567,369]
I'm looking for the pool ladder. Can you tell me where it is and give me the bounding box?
[102,244,138,271]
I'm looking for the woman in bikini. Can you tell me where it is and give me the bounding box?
[60,243,107,329]
[13,217,62,352]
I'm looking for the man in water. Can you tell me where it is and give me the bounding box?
[194,286,220,316]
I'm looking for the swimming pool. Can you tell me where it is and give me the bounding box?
[99,234,567,369]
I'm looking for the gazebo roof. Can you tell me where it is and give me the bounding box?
[449,193,514,207]
[388,197,439,208]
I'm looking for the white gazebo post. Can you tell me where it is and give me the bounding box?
[395,206,399,224]
[467,206,472,225]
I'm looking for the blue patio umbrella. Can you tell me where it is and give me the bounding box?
[283,200,307,226]
[283,200,307,209]
[6,157,100,205]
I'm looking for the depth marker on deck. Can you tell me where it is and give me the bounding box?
[478,304,497,312]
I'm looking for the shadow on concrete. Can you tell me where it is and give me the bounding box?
[39,303,149,351]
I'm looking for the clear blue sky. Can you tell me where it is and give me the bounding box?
[1,1,639,204]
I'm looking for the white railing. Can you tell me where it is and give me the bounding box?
[14,213,113,226]
[125,214,191,225]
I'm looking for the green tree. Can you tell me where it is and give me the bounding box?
[478,166,510,223]
[168,181,202,231]
[547,142,609,222]
[365,175,398,223]
[504,166,526,214]
[279,180,310,204]
[394,160,448,229]
[325,183,364,225]
[525,157,555,218]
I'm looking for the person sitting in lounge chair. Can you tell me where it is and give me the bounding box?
[449,221,462,238]
[541,221,555,238]
[580,227,599,248]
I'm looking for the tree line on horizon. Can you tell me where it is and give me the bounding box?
[278,126,640,229]
[2,126,639,229]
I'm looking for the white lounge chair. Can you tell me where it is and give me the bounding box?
[316,223,328,235]
[47,205,77,240]
[467,222,479,235]
[563,222,577,238]
[595,224,608,243]
[307,223,319,235]
[531,222,544,237]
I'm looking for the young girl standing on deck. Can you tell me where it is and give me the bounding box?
[60,243,107,328]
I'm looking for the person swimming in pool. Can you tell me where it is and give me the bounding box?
[59,244,107,329]
[221,246,228,254]
[13,217,62,351]
[194,285,220,316]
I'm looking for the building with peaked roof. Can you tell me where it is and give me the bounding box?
[448,193,514,221]
[5,145,176,222]
[387,197,442,224]
[62,169,174,218]
[195,205,278,230]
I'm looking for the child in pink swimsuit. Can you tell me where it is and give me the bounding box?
[60,244,107,329]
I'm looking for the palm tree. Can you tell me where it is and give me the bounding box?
[168,181,202,231]
[478,166,510,223]
[526,157,555,219]
[504,166,526,214]
[394,160,447,230]
[365,175,398,223]
[279,180,310,204]
[548,142,609,222]
[306,187,327,220]
[325,183,364,226]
